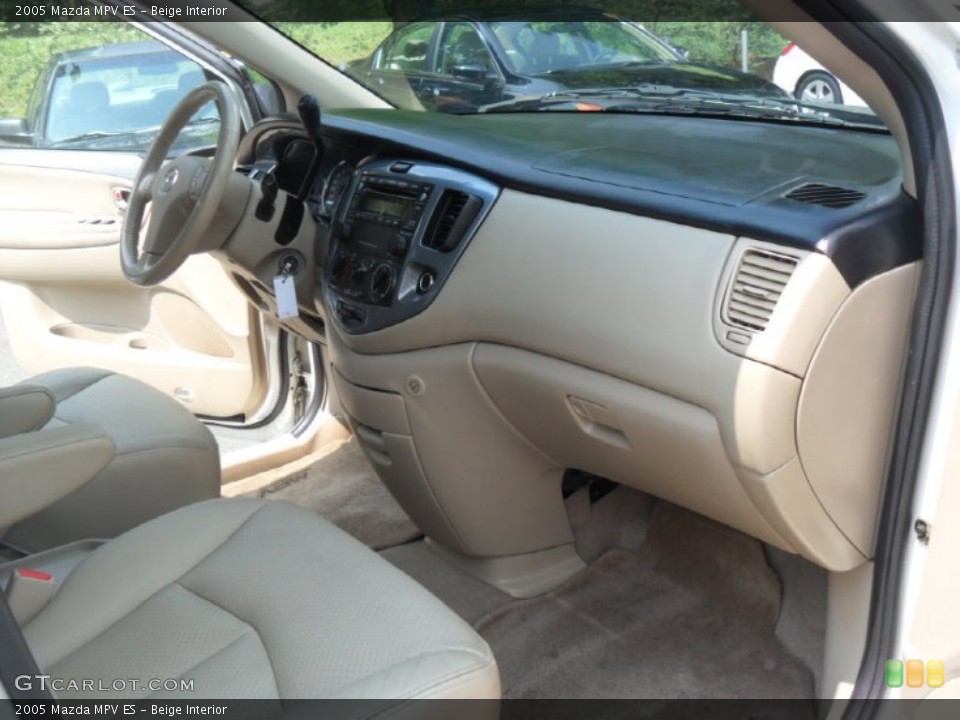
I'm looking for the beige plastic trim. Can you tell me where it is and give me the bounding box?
[821,561,874,701]
[331,192,740,406]
[332,367,409,435]
[471,343,791,550]
[425,537,586,600]
[797,263,920,556]
[0,166,126,250]
[714,239,851,378]
[736,458,865,572]
[216,181,324,342]
[0,270,264,419]
[0,424,114,528]
[220,412,351,485]
[328,342,574,559]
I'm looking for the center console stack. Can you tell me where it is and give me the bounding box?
[324,159,499,334]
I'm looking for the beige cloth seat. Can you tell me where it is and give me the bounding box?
[5,368,220,552]
[23,498,500,701]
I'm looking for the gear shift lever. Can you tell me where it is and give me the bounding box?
[298,94,322,143]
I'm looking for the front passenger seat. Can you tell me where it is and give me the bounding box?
[22,498,500,701]
[1,368,220,552]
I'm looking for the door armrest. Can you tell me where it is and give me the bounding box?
[0,424,114,528]
[0,385,56,439]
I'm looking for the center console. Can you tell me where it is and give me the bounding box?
[324,159,499,334]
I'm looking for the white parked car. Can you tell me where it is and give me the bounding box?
[773,41,867,106]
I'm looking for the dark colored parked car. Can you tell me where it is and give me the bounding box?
[344,11,791,113]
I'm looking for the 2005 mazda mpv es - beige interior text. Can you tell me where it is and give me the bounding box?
[0,0,958,715]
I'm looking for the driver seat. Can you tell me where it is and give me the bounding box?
[1,367,220,553]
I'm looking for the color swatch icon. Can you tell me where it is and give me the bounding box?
[927,660,945,688]
[885,659,945,688]
[906,660,924,688]
[885,659,903,687]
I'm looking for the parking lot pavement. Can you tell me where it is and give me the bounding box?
[0,311,28,388]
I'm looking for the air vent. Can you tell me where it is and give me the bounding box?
[724,249,799,333]
[785,183,867,208]
[423,190,481,252]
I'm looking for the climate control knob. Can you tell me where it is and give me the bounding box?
[368,263,397,304]
[350,264,368,286]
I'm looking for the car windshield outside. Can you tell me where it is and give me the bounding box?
[488,21,680,73]
[258,3,885,131]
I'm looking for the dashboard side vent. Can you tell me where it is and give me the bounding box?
[785,183,867,208]
[424,190,482,252]
[724,249,799,333]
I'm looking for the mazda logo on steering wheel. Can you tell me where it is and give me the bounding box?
[160,167,179,194]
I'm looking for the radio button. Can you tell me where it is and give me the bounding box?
[391,234,412,257]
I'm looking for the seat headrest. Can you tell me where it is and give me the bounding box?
[67,81,110,112]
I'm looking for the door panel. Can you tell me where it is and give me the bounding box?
[0,162,265,418]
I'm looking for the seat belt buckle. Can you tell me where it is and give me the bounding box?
[5,568,55,625]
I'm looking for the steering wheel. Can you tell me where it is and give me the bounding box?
[121,81,242,286]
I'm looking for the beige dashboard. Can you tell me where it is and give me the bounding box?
[323,188,918,583]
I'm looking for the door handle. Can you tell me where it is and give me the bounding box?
[112,187,130,212]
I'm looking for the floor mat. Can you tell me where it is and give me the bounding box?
[239,438,422,550]
[382,541,513,624]
[475,503,814,700]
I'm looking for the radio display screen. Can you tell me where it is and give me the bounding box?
[360,193,414,220]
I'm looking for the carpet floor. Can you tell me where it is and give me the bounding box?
[475,502,815,700]
[245,438,422,550]
[382,541,513,624]
[249,441,820,702]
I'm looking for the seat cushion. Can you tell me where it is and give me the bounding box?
[6,368,220,551]
[24,499,500,701]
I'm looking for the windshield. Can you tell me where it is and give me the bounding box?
[489,21,679,73]
[258,3,885,131]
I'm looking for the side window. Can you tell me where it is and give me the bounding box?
[513,23,585,73]
[437,24,495,77]
[378,23,435,73]
[0,21,219,154]
[244,66,285,117]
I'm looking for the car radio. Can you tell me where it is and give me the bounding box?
[324,159,499,334]
[327,172,434,306]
